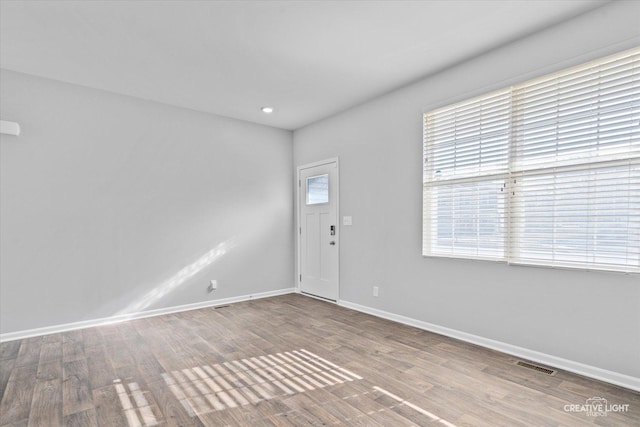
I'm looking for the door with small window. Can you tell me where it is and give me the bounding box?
[298,160,339,300]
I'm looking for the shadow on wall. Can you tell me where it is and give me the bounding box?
[114,238,237,317]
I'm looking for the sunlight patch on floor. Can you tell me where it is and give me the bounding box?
[374,385,457,427]
[113,379,160,427]
[161,349,362,416]
[113,348,456,426]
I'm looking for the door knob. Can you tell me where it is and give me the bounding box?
[329,241,336,245]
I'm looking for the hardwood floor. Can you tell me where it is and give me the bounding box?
[1,294,639,426]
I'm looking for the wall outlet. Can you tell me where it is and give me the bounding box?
[373,286,379,297]
[208,280,218,293]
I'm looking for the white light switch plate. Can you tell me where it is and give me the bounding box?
[343,216,352,226]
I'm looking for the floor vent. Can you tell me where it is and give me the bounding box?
[214,305,230,309]
[515,360,557,376]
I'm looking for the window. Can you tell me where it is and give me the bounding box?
[306,174,329,205]
[423,47,640,273]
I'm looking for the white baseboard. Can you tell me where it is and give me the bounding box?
[0,288,295,342]
[338,299,640,393]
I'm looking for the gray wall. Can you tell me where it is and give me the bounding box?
[0,69,294,334]
[293,1,640,378]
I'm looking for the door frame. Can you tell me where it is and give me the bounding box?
[296,157,340,300]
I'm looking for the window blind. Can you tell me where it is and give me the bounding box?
[423,89,510,260]
[423,47,640,273]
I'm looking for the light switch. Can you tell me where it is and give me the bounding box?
[343,216,352,226]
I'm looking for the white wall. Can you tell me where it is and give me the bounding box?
[294,1,640,379]
[0,69,294,334]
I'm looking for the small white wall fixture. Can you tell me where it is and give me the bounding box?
[0,120,21,136]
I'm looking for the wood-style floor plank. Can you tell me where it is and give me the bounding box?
[0,364,38,425]
[61,331,85,364]
[14,338,42,368]
[62,359,94,417]
[91,386,129,427]
[35,360,62,382]
[0,341,20,361]
[85,346,116,391]
[144,378,204,427]
[0,294,638,427]
[62,408,98,427]
[0,358,15,399]
[27,379,62,427]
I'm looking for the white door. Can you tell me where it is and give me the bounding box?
[298,160,338,301]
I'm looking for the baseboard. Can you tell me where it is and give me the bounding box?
[0,288,296,342]
[337,299,640,393]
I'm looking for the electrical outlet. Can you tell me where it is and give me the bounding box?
[373,286,379,297]
[208,280,218,293]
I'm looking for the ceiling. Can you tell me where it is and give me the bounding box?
[0,0,607,130]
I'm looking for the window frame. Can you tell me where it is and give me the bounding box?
[422,47,640,274]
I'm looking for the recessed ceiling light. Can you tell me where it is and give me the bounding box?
[261,106,274,114]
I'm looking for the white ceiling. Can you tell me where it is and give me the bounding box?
[0,0,607,130]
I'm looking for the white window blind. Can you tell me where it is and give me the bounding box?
[423,89,510,260]
[423,47,640,273]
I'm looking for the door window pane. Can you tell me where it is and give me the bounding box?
[307,174,329,205]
